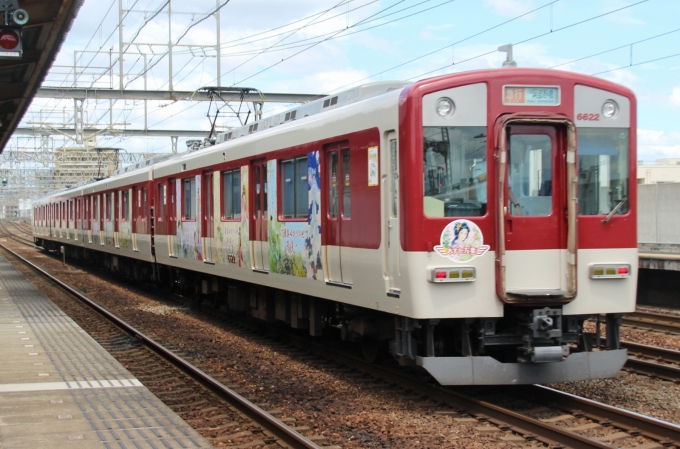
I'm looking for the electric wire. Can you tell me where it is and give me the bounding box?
[592,52,680,75]
[224,0,412,87]
[186,0,456,59]
[397,0,650,82]
[549,27,680,70]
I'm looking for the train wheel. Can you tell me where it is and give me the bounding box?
[361,337,383,364]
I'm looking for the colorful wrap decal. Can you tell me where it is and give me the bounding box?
[214,166,251,268]
[267,151,323,279]
[434,219,490,263]
[175,175,203,260]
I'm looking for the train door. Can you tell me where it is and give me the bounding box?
[325,143,352,286]
[384,132,400,295]
[202,170,214,263]
[251,159,268,271]
[495,120,577,302]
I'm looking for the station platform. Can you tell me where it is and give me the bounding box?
[0,254,212,449]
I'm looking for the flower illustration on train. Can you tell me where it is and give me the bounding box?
[434,219,489,263]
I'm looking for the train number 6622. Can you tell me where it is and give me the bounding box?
[576,113,600,121]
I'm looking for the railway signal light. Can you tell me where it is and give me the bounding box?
[1,177,7,186]
[0,26,21,58]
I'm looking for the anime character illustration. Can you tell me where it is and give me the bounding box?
[434,219,490,263]
[452,222,470,248]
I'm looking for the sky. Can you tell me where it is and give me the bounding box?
[15,0,680,162]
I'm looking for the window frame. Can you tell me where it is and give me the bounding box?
[182,177,196,221]
[221,168,242,221]
[140,187,148,222]
[157,183,166,222]
[121,189,129,221]
[279,155,309,221]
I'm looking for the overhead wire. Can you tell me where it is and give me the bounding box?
[217,0,358,86]
[549,28,680,70]
[125,0,232,86]
[397,0,650,82]
[186,0,456,59]
[224,0,413,87]
[592,52,680,75]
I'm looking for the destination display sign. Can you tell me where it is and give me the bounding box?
[503,86,560,106]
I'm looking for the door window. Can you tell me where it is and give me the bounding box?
[328,151,338,218]
[390,139,398,218]
[508,134,553,216]
[342,149,351,218]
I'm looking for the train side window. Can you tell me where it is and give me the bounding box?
[183,178,196,220]
[141,187,147,221]
[105,193,113,221]
[157,184,165,222]
[121,190,129,221]
[281,156,308,219]
[222,169,241,220]
[169,179,176,222]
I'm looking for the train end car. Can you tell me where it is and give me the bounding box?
[395,68,636,384]
[33,68,637,386]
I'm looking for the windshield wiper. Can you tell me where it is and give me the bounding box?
[601,197,628,223]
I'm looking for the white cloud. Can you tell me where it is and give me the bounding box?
[483,0,534,17]
[638,129,680,162]
[671,87,680,106]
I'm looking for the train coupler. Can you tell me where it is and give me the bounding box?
[518,343,570,363]
[517,307,569,363]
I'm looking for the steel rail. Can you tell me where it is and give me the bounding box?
[0,222,36,247]
[622,341,680,364]
[623,311,680,334]
[532,385,680,446]
[622,341,680,381]
[0,243,321,449]
[277,335,618,448]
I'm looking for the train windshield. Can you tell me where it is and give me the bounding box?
[577,128,629,215]
[423,126,487,217]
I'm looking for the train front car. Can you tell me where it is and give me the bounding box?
[397,69,636,385]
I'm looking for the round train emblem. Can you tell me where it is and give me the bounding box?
[434,219,490,263]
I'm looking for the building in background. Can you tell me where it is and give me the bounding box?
[637,158,680,184]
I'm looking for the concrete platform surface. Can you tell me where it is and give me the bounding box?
[0,254,212,448]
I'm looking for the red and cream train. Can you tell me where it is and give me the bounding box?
[33,68,637,385]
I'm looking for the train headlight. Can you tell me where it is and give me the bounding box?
[602,100,618,119]
[435,97,455,118]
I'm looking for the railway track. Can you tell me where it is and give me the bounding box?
[0,242,324,449]
[7,229,680,448]
[0,221,36,246]
[622,341,680,382]
[623,310,680,334]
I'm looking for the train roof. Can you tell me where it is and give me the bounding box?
[214,81,411,144]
